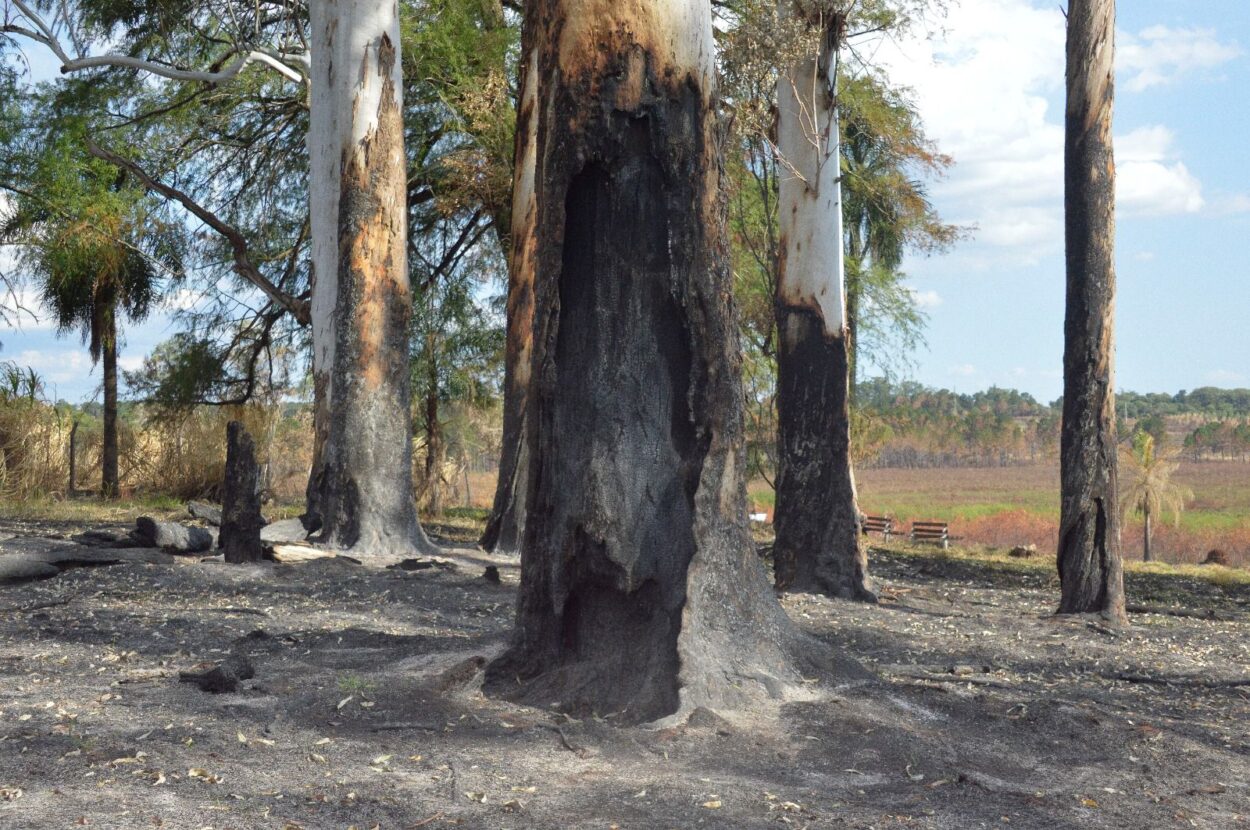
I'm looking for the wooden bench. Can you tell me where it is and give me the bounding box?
[910,521,949,549]
[862,515,893,541]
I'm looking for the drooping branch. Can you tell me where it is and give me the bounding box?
[3,0,307,85]
[86,139,311,326]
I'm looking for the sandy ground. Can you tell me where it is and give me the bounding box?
[0,517,1248,830]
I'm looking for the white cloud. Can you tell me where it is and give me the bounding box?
[948,363,978,377]
[1206,369,1247,385]
[1132,251,1156,262]
[13,348,96,387]
[874,0,1067,263]
[1119,26,1241,93]
[873,2,1222,264]
[0,286,55,330]
[164,288,205,312]
[908,288,943,309]
[1211,194,1250,215]
[1116,126,1205,216]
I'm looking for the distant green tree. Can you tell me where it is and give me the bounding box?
[2,131,182,496]
[1134,413,1168,448]
[1120,432,1191,563]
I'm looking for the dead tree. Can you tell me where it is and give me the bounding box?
[1058,0,1126,623]
[771,6,873,600]
[220,421,266,564]
[483,0,807,723]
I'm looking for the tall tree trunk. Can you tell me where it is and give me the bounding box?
[1142,509,1152,563]
[1058,0,1125,622]
[845,269,859,404]
[483,0,805,723]
[101,315,120,499]
[771,11,872,600]
[481,43,539,556]
[424,378,444,518]
[68,419,78,496]
[305,0,434,558]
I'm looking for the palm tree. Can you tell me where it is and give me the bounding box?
[2,143,181,497]
[1120,433,1192,562]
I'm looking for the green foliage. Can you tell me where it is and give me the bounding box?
[1118,387,1250,419]
[2,115,184,364]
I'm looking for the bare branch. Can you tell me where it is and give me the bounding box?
[85,139,311,326]
[3,0,307,85]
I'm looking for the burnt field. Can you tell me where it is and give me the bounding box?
[1,514,1248,829]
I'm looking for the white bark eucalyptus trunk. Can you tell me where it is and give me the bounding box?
[305,0,435,558]
[771,7,873,600]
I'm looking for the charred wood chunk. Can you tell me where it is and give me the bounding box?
[179,654,255,694]
[220,421,267,564]
[188,501,223,526]
[131,517,213,554]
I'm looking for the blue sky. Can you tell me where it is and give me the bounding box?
[868,0,1249,402]
[2,0,1248,405]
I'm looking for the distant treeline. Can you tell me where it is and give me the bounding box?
[851,380,1250,468]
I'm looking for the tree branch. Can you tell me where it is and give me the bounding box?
[4,0,307,85]
[85,140,311,326]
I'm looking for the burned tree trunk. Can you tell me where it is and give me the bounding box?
[68,419,78,496]
[1058,0,1125,622]
[483,0,805,723]
[304,0,435,559]
[771,11,873,600]
[481,42,540,556]
[101,315,120,499]
[220,420,266,564]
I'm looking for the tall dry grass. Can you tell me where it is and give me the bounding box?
[0,395,313,504]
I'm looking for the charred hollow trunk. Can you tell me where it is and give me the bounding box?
[773,310,873,599]
[1058,0,1125,622]
[101,318,119,500]
[483,0,804,723]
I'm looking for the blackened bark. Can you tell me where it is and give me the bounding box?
[479,298,530,554]
[1058,0,1126,622]
[481,41,539,557]
[1142,510,1152,563]
[773,309,873,600]
[483,1,805,723]
[68,420,78,496]
[302,375,329,532]
[101,317,119,499]
[220,420,266,564]
[771,11,869,600]
[310,33,435,559]
[424,376,444,518]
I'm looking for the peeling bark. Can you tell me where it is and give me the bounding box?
[771,10,871,600]
[305,0,434,558]
[1058,0,1125,623]
[483,0,805,723]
